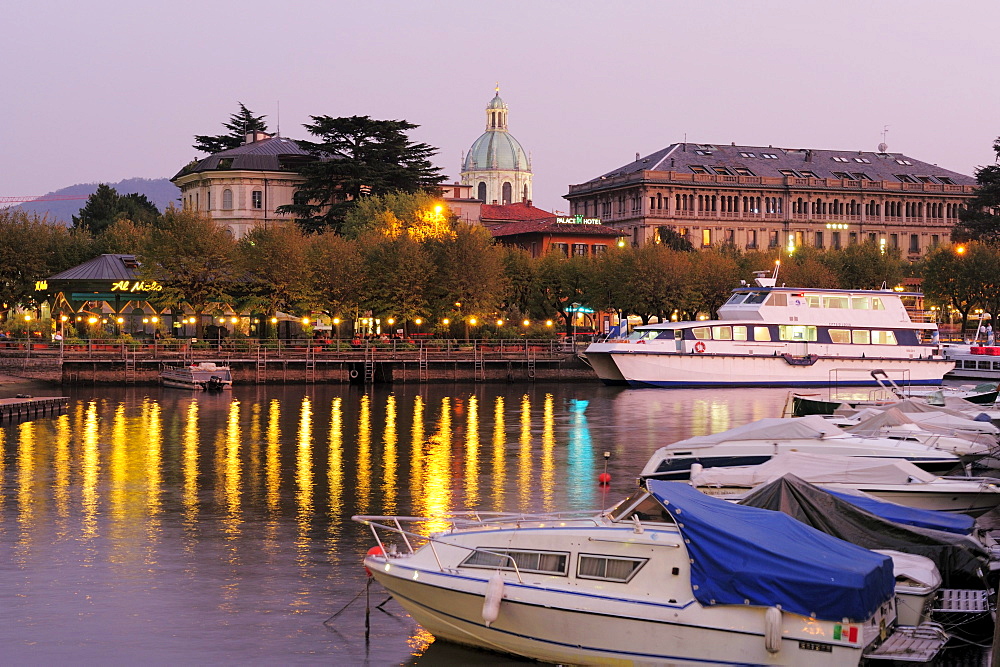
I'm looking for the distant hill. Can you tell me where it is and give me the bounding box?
[10,177,180,225]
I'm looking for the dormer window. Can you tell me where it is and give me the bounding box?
[689,165,709,174]
[739,152,756,158]
[832,156,850,163]
[854,157,871,163]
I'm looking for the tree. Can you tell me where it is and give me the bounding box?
[953,137,1000,243]
[920,244,991,333]
[358,231,434,330]
[341,190,451,240]
[93,218,152,255]
[688,248,742,318]
[307,232,365,322]
[425,224,507,325]
[535,251,595,332]
[193,102,268,154]
[824,241,903,290]
[139,208,237,338]
[280,115,446,234]
[72,184,160,235]
[235,225,315,335]
[656,227,694,251]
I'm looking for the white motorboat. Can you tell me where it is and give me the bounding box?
[160,362,233,390]
[355,481,905,665]
[584,269,952,388]
[841,407,995,462]
[874,550,942,627]
[689,452,1000,516]
[639,415,962,481]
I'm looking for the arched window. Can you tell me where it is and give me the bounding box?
[477,182,487,202]
[522,184,528,202]
[223,189,233,210]
[502,182,512,204]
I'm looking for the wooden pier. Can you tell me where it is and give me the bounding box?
[0,396,69,424]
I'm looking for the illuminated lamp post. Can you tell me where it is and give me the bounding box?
[333,317,341,341]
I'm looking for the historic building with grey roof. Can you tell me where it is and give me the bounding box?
[461,88,532,206]
[564,142,976,257]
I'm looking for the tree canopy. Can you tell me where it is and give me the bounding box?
[279,115,446,234]
[953,137,1000,243]
[192,102,269,154]
[72,184,160,235]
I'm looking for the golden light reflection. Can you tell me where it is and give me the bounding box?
[518,394,533,511]
[464,394,479,508]
[146,400,163,518]
[356,394,372,513]
[265,399,281,512]
[381,394,398,513]
[0,427,5,516]
[541,393,555,511]
[410,395,425,504]
[182,400,200,527]
[16,421,37,556]
[420,397,453,533]
[327,397,344,547]
[81,400,100,543]
[296,396,314,562]
[491,397,506,511]
[222,399,242,538]
[406,626,436,657]
[109,403,128,522]
[53,414,71,519]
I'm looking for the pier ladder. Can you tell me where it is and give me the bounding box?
[418,347,429,381]
[256,346,266,384]
[474,347,485,382]
[305,346,316,383]
[364,346,375,384]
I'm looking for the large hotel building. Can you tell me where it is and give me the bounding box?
[564,143,976,257]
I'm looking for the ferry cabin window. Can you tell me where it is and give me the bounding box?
[654,330,678,340]
[851,297,870,310]
[872,330,897,345]
[872,298,885,310]
[744,291,768,304]
[578,555,647,583]
[692,327,711,340]
[824,296,849,309]
[753,326,771,341]
[769,293,787,307]
[829,329,851,344]
[462,549,568,576]
[726,293,747,305]
[778,325,817,341]
[733,326,747,340]
[806,295,821,308]
[852,330,871,345]
[712,326,733,340]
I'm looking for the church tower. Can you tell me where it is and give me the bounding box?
[461,86,532,205]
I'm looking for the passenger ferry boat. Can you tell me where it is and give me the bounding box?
[943,343,1000,380]
[584,271,952,388]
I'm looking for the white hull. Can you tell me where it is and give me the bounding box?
[160,363,233,391]
[585,346,951,388]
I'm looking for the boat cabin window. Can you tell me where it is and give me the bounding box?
[744,292,769,305]
[654,330,680,340]
[609,490,673,524]
[577,555,647,583]
[461,548,569,575]
[829,328,851,344]
[753,326,771,341]
[806,295,821,308]
[778,325,817,341]
[733,325,747,341]
[768,293,787,307]
[712,326,732,340]
[824,296,849,309]
[852,330,871,345]
[872,298,885,310]
[726,293,747,305]
[628,330,658,342]
[851,296,870,310]
[692,327,711,340]
[872,330,897,345]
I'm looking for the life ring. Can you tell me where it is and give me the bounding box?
[349,369,359,379]
[694,341,707,353]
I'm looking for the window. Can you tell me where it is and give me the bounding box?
[477,182,487,201]
[896,159,913,166]
[711,166,733,175]
[572,244,588,257]
[739,152,756,158]
[806,295,821,308]
[690,165,709,174]
[824,296,849,309]
[744,291,769,304]
[778,325,818,341]
[207,190,212,210]
[890,233,898,249]
[734,167,754,176]
[252,190,262,209]
[832,231,842,249]
[851,297,870,310]
[917,176,933,184]
[462,549,568,575]
[769,293,788,307]
[872,331,897,345]
[592,244,608,255]
[217,158,233,169]
[872,298,885,310]
[937,177,954,185]
[726,293,747,304]
[829,329,851,344]
[551,243,569,256]
[833,172,854,180]
[695,149,713,156]
[832,156,850,163]
[502,182,512,204]
[753,326,771,341]
[702,229,712,246]
[692,327,711,340]
[909,234,919,253]
[815,231,824,248]
[896,174,916,183]
[778,169,799,177]
[854,157,871,163]
[712,326,732,340]
[610,491,673,523]
[761,153,778,159]
[852,173,872,181]
[733,326,747,340]
[852,330,871,345]
[799,170,818,178]
[578,555,647,583]
[222,189,233,209]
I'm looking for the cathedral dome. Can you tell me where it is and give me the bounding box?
[463,130,529,172]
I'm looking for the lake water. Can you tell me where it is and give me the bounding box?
[0,382,988,665]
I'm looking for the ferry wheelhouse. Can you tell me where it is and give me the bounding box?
[584,276,952,388]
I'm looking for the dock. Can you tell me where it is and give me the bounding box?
[0,396,70,424]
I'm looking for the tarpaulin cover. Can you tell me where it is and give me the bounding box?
[824,488,975,535]
[646,480,894,622]
[690,451,937,486]
[738,475,989,588]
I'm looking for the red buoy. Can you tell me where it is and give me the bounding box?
[364,545,385,576]
[598,472,611,484]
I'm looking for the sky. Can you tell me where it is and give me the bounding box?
[3,1,1000,214]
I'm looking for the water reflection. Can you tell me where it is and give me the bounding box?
[0,383,804,664]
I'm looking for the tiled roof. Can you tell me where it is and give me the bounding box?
[172,136,321,180]
[490,219,622,237]
[48,254,140,281]
[480,202,555,222]
[583,142,975,186]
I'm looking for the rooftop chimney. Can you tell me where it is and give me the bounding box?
[245,130,271,144]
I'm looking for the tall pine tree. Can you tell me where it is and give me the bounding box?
[72,184,160,235]
[953,136,1000,243]
[192,103,269,154]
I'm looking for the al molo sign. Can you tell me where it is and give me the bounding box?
[556,215,602,225]
[112,280,163,293]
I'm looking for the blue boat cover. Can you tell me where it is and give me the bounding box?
[647,480,895,622]
[825,489,975,535]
